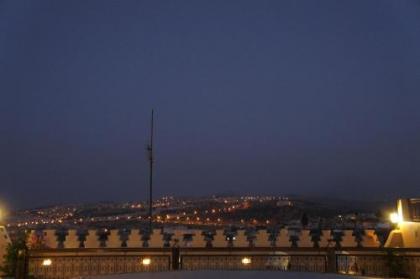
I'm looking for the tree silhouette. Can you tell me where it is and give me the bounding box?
[1,231,28,277]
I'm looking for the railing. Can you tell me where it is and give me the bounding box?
[25,246,420,279]
[22,228,420,279]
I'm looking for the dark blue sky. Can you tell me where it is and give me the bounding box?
[1,1,420,208]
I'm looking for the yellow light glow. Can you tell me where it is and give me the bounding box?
[241,257,251,265]
[42,259,52,266]
[0,202,9,222]
[390,212,403,224]
[142,258,151,266]
[0,206,8,223]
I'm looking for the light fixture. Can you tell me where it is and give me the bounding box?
[390,212,403,224]
[142,258,151,266]
[42,259,52,266]
[241,257,251,265]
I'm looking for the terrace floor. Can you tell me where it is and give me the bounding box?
[94,271,382,279]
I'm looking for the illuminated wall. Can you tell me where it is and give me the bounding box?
[386,198,420,248]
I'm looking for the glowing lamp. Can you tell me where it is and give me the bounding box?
[142,258,151,266]
[241,257,251,265]
[42,259,52,266]
[390,212,403,224]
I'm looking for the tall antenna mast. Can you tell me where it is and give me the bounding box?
[147,109,154,233]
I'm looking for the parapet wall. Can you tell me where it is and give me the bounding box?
[21,227,420,279]
[385,222,420,248]
[27,246,420,279]
[26,228,383,249]
[29,252,171,279]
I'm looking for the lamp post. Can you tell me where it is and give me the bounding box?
[146,109,155,234]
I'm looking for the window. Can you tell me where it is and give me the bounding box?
[409,199,420,222]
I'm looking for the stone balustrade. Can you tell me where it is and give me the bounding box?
[15,227,420,279]
[26,228,384,249]
[126,229,143,248]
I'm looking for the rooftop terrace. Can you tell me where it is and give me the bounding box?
[96,271,379,279]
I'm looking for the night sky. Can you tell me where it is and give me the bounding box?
[1,1,420,209]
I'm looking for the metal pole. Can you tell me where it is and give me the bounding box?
[148,109,154,233]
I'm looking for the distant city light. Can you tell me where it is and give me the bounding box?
[142,258,151,266]
[42,259,52,266]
